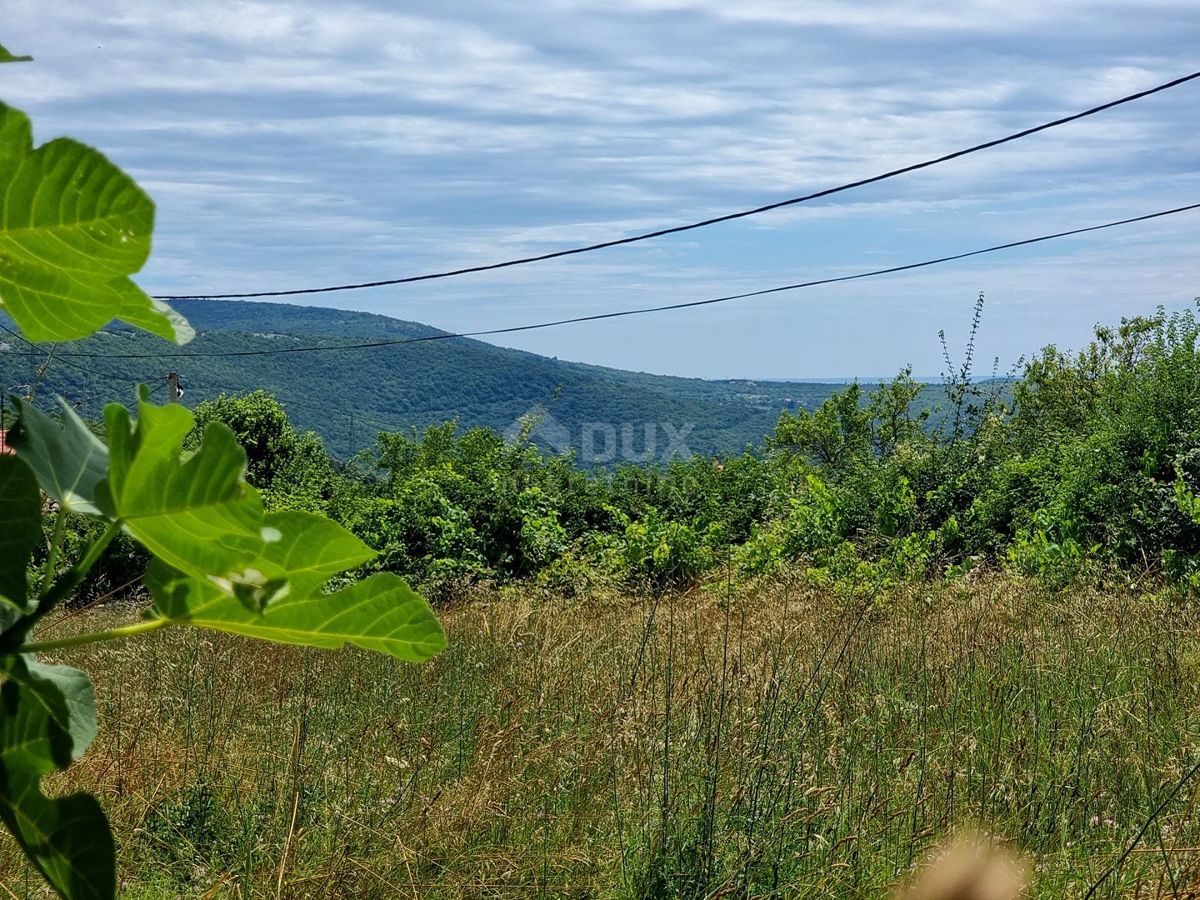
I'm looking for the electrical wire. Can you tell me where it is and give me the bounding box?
[0,322,160,390]
[60,199,1200,360]
[152,68,1200,301]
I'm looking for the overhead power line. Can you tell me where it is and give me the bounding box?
[0,322,158,390]
[152,68,1200,302]
[61,200,1200,361]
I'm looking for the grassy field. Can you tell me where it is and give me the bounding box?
[3,573,1200,898]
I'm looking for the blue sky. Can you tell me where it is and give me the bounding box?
[6,1,1199,378]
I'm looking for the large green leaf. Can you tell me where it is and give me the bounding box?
[0,102,188,344]
[256,510,378,597]
[115,282,195,344]
[151,569,446,662]
[8,398,108,516]
[98,399,269,580]
[0,658,113,900]
[148,511,444,661]
[0,455,40,620]
[2,658,97,766]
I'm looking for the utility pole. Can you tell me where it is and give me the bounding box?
[167,372,182,403]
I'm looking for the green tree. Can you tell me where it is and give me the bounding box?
[191,390,338,511]
[768,382,871,470]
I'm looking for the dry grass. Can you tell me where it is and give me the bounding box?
[3,572,1200,897]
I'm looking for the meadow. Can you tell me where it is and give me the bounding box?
[6,296,1200,899]
[5,573,1199,898]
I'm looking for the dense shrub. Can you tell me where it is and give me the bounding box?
[190,390,341,512]
[78,300,1200,599]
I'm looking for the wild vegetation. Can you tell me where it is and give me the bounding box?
[12,296,1198,897]
[5,576,1199,897]
[65,298,1197,605]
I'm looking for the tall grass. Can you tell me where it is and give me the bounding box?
[4,573,1200,897]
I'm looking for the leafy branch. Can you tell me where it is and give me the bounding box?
[0,67,444,900]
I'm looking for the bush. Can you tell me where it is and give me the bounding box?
[180,302,1200,599]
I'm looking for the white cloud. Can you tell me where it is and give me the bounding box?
[5,0,1198,375]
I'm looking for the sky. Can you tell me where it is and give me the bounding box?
[4,1,1199,378]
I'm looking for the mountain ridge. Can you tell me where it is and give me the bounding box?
[1,300,845,462]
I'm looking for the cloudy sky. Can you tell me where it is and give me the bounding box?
[5,1,1199,377]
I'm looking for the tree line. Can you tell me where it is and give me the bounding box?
[57,301,1200,603]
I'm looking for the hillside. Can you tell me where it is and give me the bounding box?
[0,299,843,461]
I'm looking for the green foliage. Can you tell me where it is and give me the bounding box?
[0,456,40,614]
[190,390,337,511]
[742,299,1200,590]
[3,34,1200,893]
[1006,509,1095,588]
[1164,471,1200,591]
[770,381,872,470]
[125,296,1200,605]
[737,473,843,574]
[997,306,1200,574]
[0,87,444,900]
[516,485,570,568]
[332,420,778,593]
[0,656,112,899]
[49,516,146,604]
[9,399,108,515]
[148,511,445,660]
[0,103,190,344]
[100,398,268,581]
[621,508,719,591]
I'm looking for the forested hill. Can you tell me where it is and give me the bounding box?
[1,299,844,461]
